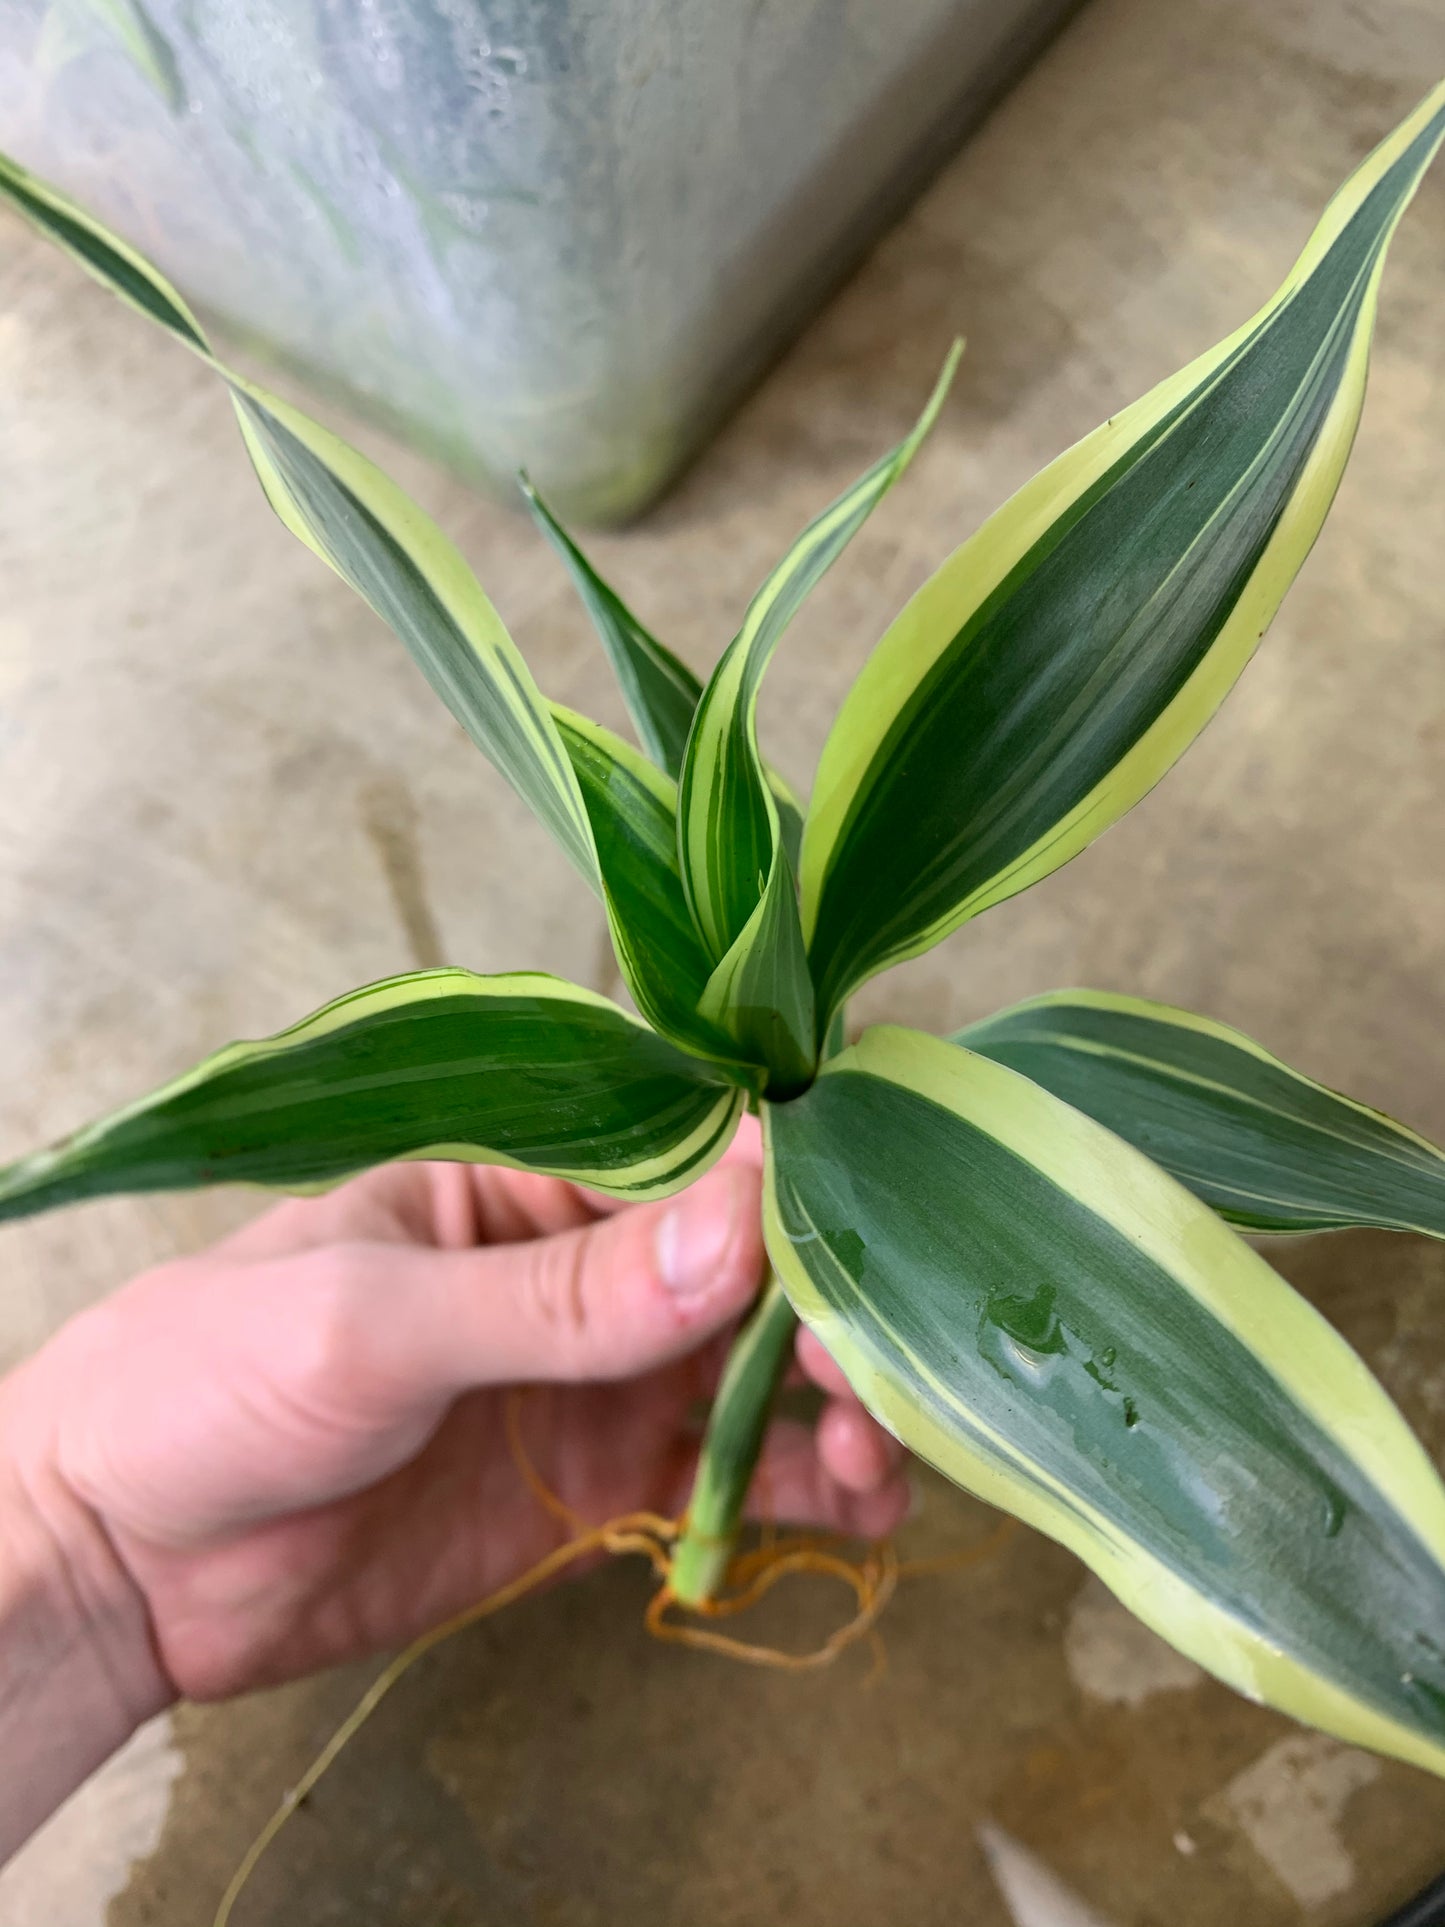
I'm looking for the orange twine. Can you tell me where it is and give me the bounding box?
[213,1386,1016,1926]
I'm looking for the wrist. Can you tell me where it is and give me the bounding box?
[0,1360,173,1861]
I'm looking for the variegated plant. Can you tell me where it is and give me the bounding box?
[3,84,1445,1776]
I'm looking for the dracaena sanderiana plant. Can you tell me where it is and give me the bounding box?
[3,83,1445,1777]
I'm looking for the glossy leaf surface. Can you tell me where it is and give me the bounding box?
[801,85,1445,1023]
[678,342,960,965]
[552,708,757,1081]
[0,151,597,882]
[524,479,811,866]
[696,850,816,1095]
[763,1026,1445,1776]
[960,991,1445,1237]
[0,973,743,1220]
[673,347,959,1081]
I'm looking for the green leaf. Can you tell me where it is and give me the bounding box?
[696,849,816,1095]
[671,345,959,1082]
[802,85,1445,1024]
[522,476,814,864]
[678,341,960,965]
[232,392,599,878]
[0,972,744,1222]
[522,476,702,779]
[959,990,1445,1238]
[763,1025,1445,1777]
[771,777,806,880]
[0,150,598,888]
[669,1273,798,1604]
[550,706,759,1083]
[0,150,205,351]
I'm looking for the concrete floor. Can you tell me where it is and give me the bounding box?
[2,0,1445,1921]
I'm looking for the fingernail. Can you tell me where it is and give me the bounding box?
[656,1173,739,1297]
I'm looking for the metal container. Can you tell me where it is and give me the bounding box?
[0,0,1077,519]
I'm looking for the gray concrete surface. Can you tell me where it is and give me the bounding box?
[2,1,1445,1922]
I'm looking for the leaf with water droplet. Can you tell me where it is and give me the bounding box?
[984,1280,1067,1355]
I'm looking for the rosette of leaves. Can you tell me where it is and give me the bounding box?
[4,82,1445,1776]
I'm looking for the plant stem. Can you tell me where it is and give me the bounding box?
[669,1272,797,1606]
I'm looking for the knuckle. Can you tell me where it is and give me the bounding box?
[289,1244,380,1397]
[519,1234,598,1377]
[508,1170,584,1222]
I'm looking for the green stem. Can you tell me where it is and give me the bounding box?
[669,1272,797,1606]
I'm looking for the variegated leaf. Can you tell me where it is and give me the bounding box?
[763,1025,1445,1777]
[696,848,816,1095]
[522,476,702,779]
[523,476,812,873]
[673,345,960,1083]
[0,151,597,884]
[551,707,759,1082]
[0,972,743,1219]
[679,341,960,964]
[959,990,1445,1237]
[801,85,1445,1024]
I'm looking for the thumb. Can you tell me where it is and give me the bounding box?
[406,1162,767,1388]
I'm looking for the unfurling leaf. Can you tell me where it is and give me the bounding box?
[679,342,960,966]
[552,707,758,1081]
[676,343,960,1083]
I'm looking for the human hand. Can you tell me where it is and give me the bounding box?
[0,1128,906,1741]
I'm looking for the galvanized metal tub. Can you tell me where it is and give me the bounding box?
[0,0,1077,518]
